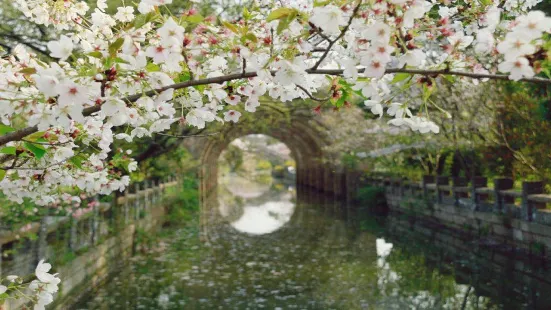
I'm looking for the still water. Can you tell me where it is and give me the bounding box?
[77,176,551,309]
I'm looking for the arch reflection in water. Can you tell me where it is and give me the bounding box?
[217,134,297,235]
[218,172,296,235]
[222,185,295,235]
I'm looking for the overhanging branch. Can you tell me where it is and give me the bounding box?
[1,67,551,147]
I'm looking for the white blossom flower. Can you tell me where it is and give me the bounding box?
[515,10,551,39]
[56,81,88,107]
[498,57,535,81]
[403,1,433,28]
[97,0,108,11]
[158,17,185,42]
[364,100,383,117]
[224,110,241,123]
[309,5,346,36]
[128,161,138,172]
[102,98,126,117]
[497,33,536,60]
[362,21,392,43]
[398,49,426,67]
[47,35,74,61]
[474,29,495,54]
[448,31,474,50]
[114,6,134,22]
[363,57,386,78]
[225,95,241,106]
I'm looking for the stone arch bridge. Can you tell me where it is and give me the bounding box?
[183,101,360,206]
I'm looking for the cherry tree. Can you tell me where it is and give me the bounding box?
[0,0,550,207]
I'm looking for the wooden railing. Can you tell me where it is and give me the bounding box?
[364,175,551,226]
[0,176,179,279]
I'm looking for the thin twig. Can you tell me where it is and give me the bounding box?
[310,0,362,71]
[183,49,194,80]
[154,132,220,139]
[296,85,330,102]
[21,138,72,146]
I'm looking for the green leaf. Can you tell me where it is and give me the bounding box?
[0,124,15,135]
[443,75,455,83]
[422,83,435,103]
[186,14,204,24]
[0,170,5,182]
[19,68,37,75]
[243,33,258,43]
[133,12,155,29]
[276,13,297,35]
[313,0,331,7]
[392,73,411,83]
[0,147,16,155]
[145,63,160,72]
[69,155,84,169]
[222,21,239,34]
[88,51,103,59]
[177,72,191,83]
[267,8,295,22]
[114,57,130,64]
[243,7,251,20]
[23,142,46,159]
[25,131,45,142]
[108,38,125,56]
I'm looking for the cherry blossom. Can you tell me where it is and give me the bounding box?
[114,6,135,22]
[224,110,241,123]
[0,0,549,207]
[310,5,346,36]
[498,57,535,81]
[47,35,74,61]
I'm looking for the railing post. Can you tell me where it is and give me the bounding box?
[143,180,149,211]
[0,243,3,277]
[69,214,78,252]
[494,178,514,213]
[133,183,140,220]
[345,169,359,205]
[37,217,48,263]
[398,178,405,197]
[452,177,468,207]
[90,195,99,245]
[383,177,391,196]
[471,177,487,210]
[422,175,434,201]
[436,176,449,204]
[123,186,130,224]
[522,181,544,221]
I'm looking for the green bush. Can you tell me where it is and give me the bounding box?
[164,175,200,224]
[356,186,388,215]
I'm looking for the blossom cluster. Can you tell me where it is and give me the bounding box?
[0,0,549,204]
[497,11,551,81]
[0,260,61,310]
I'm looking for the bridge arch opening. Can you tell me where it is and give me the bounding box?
[217,134,296,235]
[196,103,337,237]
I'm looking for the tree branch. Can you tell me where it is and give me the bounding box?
[154,132,220,139]
[2,66,551,147]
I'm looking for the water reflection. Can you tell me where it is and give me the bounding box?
[218,173,296,235]
[77,176,551,310]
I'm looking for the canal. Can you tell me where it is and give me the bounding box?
[75,174,551,309]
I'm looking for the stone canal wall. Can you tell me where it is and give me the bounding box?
[365,176,551,258]
[385,214,551,308]
[0,178,179,310]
